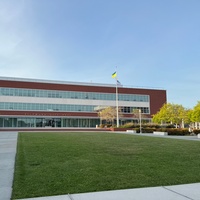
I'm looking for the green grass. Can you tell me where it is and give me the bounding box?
[12,132,200,199]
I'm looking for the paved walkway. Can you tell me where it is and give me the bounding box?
[0,132,18,200]
[1,131,200,200]
[17,183,200,200]
[119,132,200,141]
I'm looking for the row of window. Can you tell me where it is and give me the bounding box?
[0,102,150,113]
[0,117,100,128]
[0,117,151,128]
[0,87,149,102]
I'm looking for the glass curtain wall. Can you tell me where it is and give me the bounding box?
[0,117,150,128]
[0,117,100,128]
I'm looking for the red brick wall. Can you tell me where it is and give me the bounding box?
[0,79,166,116]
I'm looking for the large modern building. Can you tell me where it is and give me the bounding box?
[0,77,166,128]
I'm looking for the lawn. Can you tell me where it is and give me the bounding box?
[12,132,200,199]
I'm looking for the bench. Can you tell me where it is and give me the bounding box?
[153,131,168,136]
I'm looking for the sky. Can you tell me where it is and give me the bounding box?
[0,0,200,109]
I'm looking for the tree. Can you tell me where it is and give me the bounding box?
[132,108,147,123]
[152,103,189,128]
[152,103,171,124]
[182,108,192,125]
[191,101,200,122]
[98,106,123,125]
[190,101,200,129]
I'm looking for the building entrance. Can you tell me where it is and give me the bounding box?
[44,118,61,127]
[44,119,55,127]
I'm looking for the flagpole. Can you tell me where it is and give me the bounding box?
[116,69,119,128]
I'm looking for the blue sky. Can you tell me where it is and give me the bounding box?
[0,0,200,108]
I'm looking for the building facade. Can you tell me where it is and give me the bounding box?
[0,77,167,128]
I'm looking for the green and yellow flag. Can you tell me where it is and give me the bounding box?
[112,72,117,78]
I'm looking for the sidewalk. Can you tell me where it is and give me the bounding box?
[16,182,200,200]
[118,131,200,141]
[1,131,200,200]
[0,132,18,200]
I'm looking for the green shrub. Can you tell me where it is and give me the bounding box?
[193,129,200,135]
[120,122,135,128]
[135,128,190,135]
[120,123,193,135]
[120,123,161,129]
[145,124,161,129]
[141,128,157,133]
[164,128,189,136]
[99,124,112,128]
[165,124,176,128]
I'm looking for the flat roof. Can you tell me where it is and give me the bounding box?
[0,76,164,90]
[0,76,119,88]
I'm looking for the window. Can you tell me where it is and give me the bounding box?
[0,87,149,103]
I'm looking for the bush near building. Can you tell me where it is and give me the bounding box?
[120,123,200,135]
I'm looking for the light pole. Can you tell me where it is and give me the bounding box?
[139,109,142,134]
[116,83,119,128]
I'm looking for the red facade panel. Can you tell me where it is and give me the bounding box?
[0,79,167,116]
[0,110,151,119]
[0,111,98,117]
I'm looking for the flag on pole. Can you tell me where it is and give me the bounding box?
[112,72,117,78]
[117,80,121,85]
